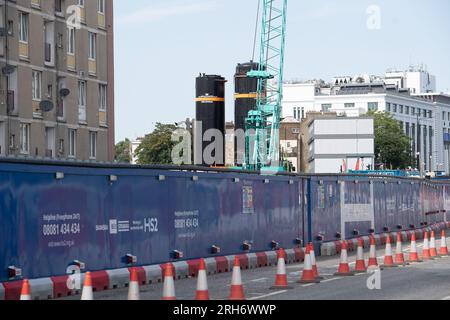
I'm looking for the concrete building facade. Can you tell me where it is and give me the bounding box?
[0,0,114,161]
[282,67,450,173]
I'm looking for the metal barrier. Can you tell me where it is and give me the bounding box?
[0,159,448,283]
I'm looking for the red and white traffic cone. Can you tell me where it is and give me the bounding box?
[195,259,210,300]
[430,231,439,258]
[394,233,407,266]
[354,238,367,273]
[298,246,320,284]
[81,272,94,300]
[271,249,293,289]
[422,232,432,260]
[162,264,176,300]
[229,257,245,300]
[20,279,31,301]
[128,268,140,301]
[408,233,422,263]
[367,236,379,269]
[381,233,396,268]
[334,240,354,276]
[309,243,323,280]
[440,230,449,257]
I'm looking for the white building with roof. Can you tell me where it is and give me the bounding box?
[282,67,450,173]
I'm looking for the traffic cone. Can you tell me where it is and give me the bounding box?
[298,246,320,284]
[81,272,94,300]
[422,232,432,260]
[20,279,31,301]
[162,263,176,300]
[440,230,449,257]
[229,256,245,300]
[270,249,293,289]
[430,231,439,258]
[367,236,379,269]
[394,233,408,266]
[195,259,210,300]
[354,238,367,273]
[334,240,354,276]
[408,233,422,263]
[128,268,140,301]
[380,233,396,268]
[309,243,323,280]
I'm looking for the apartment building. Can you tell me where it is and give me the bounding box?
[0,0,114,161]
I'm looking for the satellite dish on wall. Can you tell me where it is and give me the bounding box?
[59,88,70,97]
[2,65,16,75]
[39,100,54,112]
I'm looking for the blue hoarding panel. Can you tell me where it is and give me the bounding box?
[1,160,449,283]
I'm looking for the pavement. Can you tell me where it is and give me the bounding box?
[60,237,450,301]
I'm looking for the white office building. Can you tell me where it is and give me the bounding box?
[282,67,450,173]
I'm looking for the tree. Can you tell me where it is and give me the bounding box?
[368,111,412,169]
[114,138,131,163]
[135,123,178,165]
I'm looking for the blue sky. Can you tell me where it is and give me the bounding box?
[114,0,450,142]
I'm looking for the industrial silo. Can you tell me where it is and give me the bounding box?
[195,74,226,166]
[234,62,259,165]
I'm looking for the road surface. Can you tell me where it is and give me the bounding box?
[60,237,450,300]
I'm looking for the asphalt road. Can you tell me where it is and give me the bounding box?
[61,237,450,301]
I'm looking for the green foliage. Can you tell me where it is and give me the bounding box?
[114,138,131,163]
[368,111,413,169]
[135,123,178,165]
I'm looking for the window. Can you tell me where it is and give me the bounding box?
[293,107,302,120]
[32,71,42,101]
[386,103,391,112]
[55,0,63,13]
[344,103,355,108]
[368,102,378,111]
[47,85,53,99]
[67,27,75,54]
[89,131,97,159]
[99,84,107,110]
[7,20,14,36]
[405,106,410,115]
[78,81,87,122]
[411,107,415,115]
[392,104,397,113]
[428,110,433,119]
[77,0,85,7]
[68,129,76,157]
[88,32,96,60]
[292,128,300,134]
[399,105,404,114]
[98,0,105,14]
[321,104,331,112]
[19,123,30,154]
[19,12,29,43]
[78,81,86,107]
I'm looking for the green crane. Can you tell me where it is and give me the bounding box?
[244,0,288,173]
